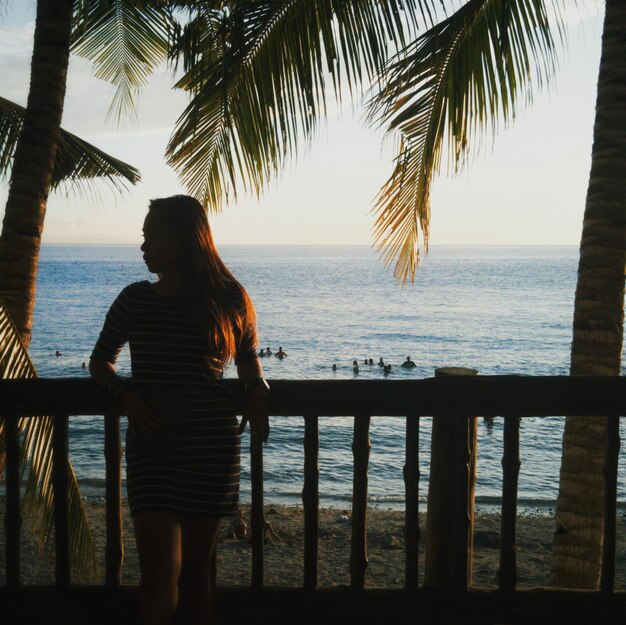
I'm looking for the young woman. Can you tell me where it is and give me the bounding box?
[90,195,269,625]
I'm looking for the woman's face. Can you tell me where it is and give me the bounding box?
[140,212,180,275]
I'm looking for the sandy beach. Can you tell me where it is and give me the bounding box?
[2,500,625,590]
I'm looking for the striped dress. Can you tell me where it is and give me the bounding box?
[91,281,257,518]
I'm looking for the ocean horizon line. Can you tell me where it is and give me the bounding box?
[40,242,579,249]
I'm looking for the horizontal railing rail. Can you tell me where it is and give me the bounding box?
[1,376,624,614]
[2,375,626,417]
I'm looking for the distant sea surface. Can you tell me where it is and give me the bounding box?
[29,244,625,513]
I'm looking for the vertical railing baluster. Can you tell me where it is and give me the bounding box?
[468,414,478,587]
[250,430,265,589]
[52,412,70,588]
[350,414,371,590]
[302,414,320,591]
[404,414,419,590]
[4,413,21,588]
[498,415,520,592]
[453,416,469,590]
[601,414,620,593]
[453,414,476,590]
[104,410,123,588]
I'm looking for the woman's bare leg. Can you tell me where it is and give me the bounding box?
[179,516,222,625]
[133,512,182,625]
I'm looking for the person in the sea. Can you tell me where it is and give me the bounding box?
[368,358,374,365]
[55,350,62,357]
[259,348,266,357]
[378,357,385,367]
[384,364,392,375]
[401,356,416,368]
[352,360,359,373]
[332,363,337,371]
[275,346,288,359]
[266,346,272,355]
[89,195,269,625]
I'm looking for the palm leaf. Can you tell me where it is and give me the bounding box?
[0,296,97,579]
[71,0,177,122]
[165,0,434,209]
[368,0,563,283]
[0,96,140,194]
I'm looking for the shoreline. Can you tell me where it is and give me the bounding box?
[72,491,577,516]
[2,500,624,590]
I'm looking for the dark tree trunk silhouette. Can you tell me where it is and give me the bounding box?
[551,0,626,588]
[0,0,72,347]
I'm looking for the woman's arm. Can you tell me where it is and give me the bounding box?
[89,358,118,389]
[236,358,270,442]
[89,359,163,434]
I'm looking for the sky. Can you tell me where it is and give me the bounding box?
[0,0,607,248]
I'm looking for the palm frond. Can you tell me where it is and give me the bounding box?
[166,0,434,210]
[368,0,562,283]
[0,296,97,579]
[71,0,176,122]
[0,96,141,195]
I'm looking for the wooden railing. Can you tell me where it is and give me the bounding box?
[1,376,625,624]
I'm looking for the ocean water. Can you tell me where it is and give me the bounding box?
[28,244,626,513]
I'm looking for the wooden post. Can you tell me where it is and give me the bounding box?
[600,414,620,592]
[498,414,520,592]
[52,413,70,588]
[454,406,477,589]
[302,414,320,591]
[250,429,265,589]
[104,410,123,588]
[350,414,371,590]
[424,367,478,589]
[404,414,420,590]
[4,413,21,588]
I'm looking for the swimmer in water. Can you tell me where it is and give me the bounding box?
[275,346,288,359]
[266,346,272,355]
[259,348,266,357]
[384,364,392,375]
[332,363,337,371]
[55,350,62,357]
[368,358,374,365]
[378,357,384,367]
[401,356,416,368]
[352,360,359,373]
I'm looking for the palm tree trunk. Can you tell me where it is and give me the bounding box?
[551,0,626,588]
[0,0,72,348]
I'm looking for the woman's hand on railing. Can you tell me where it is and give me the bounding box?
[239,390,270,443]
[122,390,164,434]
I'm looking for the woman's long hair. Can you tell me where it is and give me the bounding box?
[148,195,256,368]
